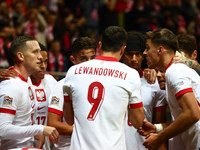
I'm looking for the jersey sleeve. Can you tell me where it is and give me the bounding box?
[0,113,43,139]
[154,90,167,112]
[166,64,193,99]
[48,80,64,116]
[0,80,21,115]
[129,71,143,109]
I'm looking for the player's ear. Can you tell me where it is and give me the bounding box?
[191,50,197,60]
[120,45,126,56]
[70,55,76,65]
[17,52,24,61]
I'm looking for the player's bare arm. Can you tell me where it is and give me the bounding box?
[34,134,45,148]
[128,107,145,129]
[0,66,18,82]
[47,112,73,135]
[143,92,200,149]
[63,100,74,126]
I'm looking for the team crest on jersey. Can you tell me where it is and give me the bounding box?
[51,96,60,106]
[35,89,46,102]
[172,81,184,88]
[28,86,34,100]
[3,96,13,106]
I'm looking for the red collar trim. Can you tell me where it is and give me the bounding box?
[139,69,143,78]
[166,57,174,70]
[12,69,27,82]
[32,79,42,87]
[94,56,119,62]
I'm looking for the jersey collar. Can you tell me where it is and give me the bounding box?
[12,68,27,82]
[166,57,174,71]
[95,56,119,62]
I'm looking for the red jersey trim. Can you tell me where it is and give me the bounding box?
[48,107,63,116]
[95,56,119,62]
[12,69,27,82]
[139,69,143,78]
[129,102,143,108]
[0,108,16,115]
[166,57,174,71]
[64,96,70,101]
[154,105,167,112]
[175,88,193,99]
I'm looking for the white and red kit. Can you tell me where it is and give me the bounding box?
[165,61,200,150]
[28,74,57,150]
[48,78,71,150]
[0,72,43,149]
[125,70,166,150]
[63,56,143,150]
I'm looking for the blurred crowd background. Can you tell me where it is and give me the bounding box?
[0,0,200,79]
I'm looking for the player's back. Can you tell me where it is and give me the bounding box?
[64,56,141,150]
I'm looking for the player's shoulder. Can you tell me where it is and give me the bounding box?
[44,74,57,83]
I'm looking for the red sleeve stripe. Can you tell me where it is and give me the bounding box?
[64,96,70,101]
[175,88,193,99]
[0,108,16,115]
[48,108,63,116]
[129,102,143,108]
[154,105,167,112]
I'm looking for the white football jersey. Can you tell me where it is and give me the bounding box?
[125,71,166,150]
[0,73,43,149]
[48,78,71,150]
[63,56,142,150]
[29,74,57,150]
[165,62,200,150]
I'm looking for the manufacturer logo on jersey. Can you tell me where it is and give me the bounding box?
[50,96,60,106]
[35,89,46,102]
[37,106,45,110]
[3,96,13,106]
[28,86,34,100]
[172,81,184,88]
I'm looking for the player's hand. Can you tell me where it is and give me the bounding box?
[34,134,45,148]
[143,133,163,150]
[143,69,157,84]
[0,66,18,82]
[43,126,59,144]
[137,120,156,136]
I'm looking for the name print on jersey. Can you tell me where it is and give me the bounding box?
[74,66,127,80]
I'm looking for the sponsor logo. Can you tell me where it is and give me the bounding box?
[37,106,45,111]
[3,96,13,106]
[51,96,60,106]
[35,89,46,102]
[172,81,184,88]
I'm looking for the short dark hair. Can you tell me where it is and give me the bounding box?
[177,34,197,57]
[146,28,178,53]
[125,31,146,53]
[70,37,96,55]
[9,35,36,58]
[101,26,128,52]
[39,42,48,52]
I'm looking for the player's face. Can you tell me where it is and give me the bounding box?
[73,48,96,65]
[156,70,166,90]
[143,39,160,69]
[122,51,143,72]
[31,51,48,79]
[23,40,42,74]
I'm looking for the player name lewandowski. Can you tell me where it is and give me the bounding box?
[74,66,128,80]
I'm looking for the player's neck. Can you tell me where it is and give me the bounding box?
[30,75,40,85]
[160,52,175,72]
[13,64,31,80]
[101,51,122,60]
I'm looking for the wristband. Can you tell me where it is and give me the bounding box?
[154,123,163,133]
